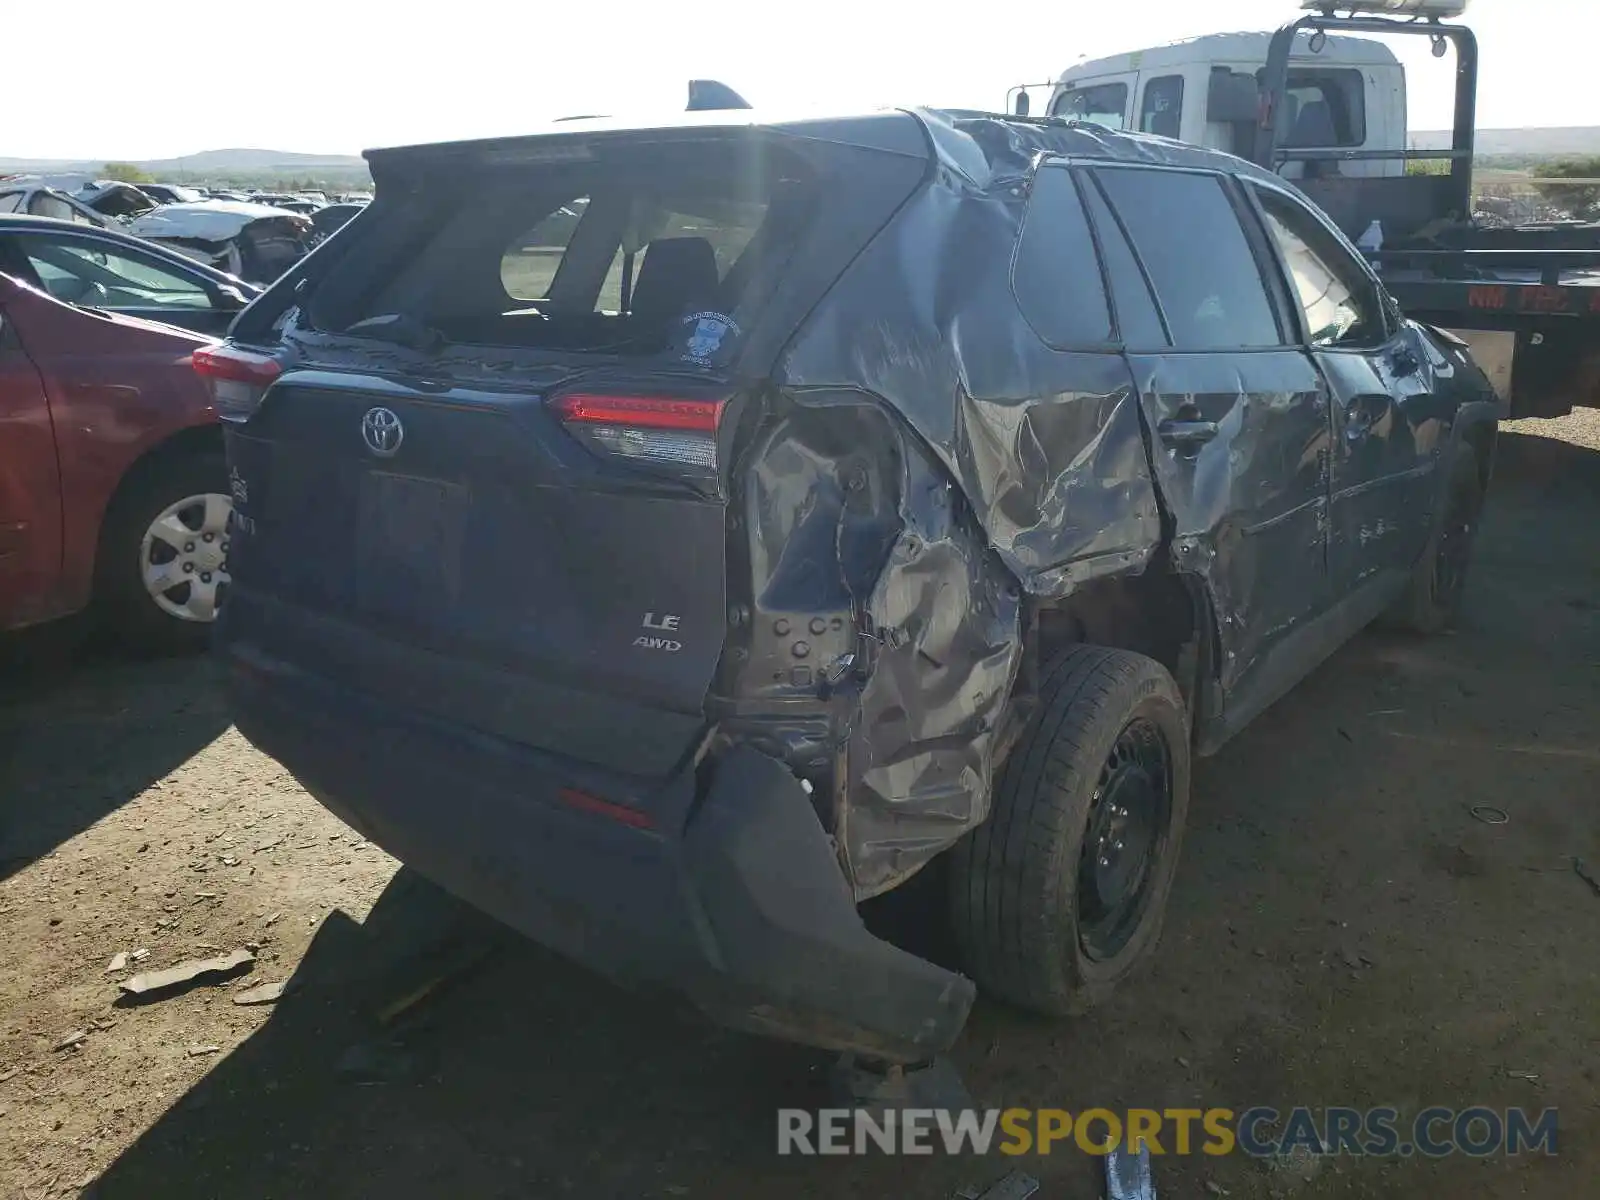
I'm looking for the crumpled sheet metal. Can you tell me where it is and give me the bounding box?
[770,114,1185,893]
[728,397,1022,897]
[780,161,1162,599]
[925,107,1294,193]
[842,428,1022,897]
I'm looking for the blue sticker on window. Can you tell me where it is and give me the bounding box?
[679,311,741,368]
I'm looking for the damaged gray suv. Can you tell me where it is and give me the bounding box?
[201,108,1500,1066]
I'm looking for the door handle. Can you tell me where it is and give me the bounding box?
[1157,418,1220,453]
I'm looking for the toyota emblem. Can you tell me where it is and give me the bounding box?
[361,406,404,457]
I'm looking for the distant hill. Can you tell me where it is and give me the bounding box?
[1412,127,1600,157]
[9,129,1600,183]
[0,148,369,185]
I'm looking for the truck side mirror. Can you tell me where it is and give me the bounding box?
[1014,91,1031,117]
[1206,70,1261,124]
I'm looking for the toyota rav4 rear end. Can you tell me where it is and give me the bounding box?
[205,111,982,1061]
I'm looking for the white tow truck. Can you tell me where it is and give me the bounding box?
[1010,0,1600,418]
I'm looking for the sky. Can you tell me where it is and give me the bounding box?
[8,0,1599,160]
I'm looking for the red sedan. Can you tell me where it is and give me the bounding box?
[0,270,230,650]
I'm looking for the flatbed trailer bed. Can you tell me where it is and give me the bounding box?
[1379,248,1600,417]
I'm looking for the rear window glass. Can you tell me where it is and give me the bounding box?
[501,195,769,312]
[322,139,813,357]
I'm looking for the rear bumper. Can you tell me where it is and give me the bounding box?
[223,642,974,1062]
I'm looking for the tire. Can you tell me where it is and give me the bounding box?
[1392,446,1484,634]
[95,450,232,655]
[948,645,1191,1016]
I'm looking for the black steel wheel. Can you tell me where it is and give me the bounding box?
[1078,717,1173,963]
[949,645,1190,1017]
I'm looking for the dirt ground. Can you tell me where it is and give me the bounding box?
[2,417,1597,1200]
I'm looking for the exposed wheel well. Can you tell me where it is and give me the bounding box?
[1029,562,1214,735]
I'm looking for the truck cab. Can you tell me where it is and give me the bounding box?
[1048,31,1407,184]
[1020,1,1600,419]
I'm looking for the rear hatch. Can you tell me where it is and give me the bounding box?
[215,115,928,782]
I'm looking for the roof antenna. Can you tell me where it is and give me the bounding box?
[687,80,753,111]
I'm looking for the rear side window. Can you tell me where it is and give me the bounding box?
[1139,76,1185,140]
[1079,177,1168,349]
[1052,82,1130,129]
[325,139,814,357]
[1012,165,1112,348]
[1094,168,1282,350]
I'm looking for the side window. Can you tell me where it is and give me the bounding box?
[1012,165,1112,348]
[1252,187,1384,347]
[1079,177,1168,349]
[1051,82,1130,130]
[1139,76,1185,140]
[0,192,23,214]
[18,238,214,309]
[1095,168,1282,350]
[1282,69,1367,148]
[27,193,77,221]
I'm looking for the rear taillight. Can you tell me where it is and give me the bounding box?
[550,393,726,474]
[191,345,283,421]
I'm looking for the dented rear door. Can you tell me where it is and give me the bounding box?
[1086,165,1333,696]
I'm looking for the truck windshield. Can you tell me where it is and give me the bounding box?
[1052,83,1130,129]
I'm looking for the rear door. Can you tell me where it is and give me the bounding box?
[1083,164,1332,699]
[1245,181,1437,594]
[221,122,928,781]
[0,291,63,628]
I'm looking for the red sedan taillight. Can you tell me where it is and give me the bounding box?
[549,393,726,474]
[191,345,283,421]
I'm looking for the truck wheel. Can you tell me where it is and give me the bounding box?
[1394,447,1484,634]
[948,645,1190,1016]
[95,451,232,655]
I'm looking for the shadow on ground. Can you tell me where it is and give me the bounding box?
[86,870,949,1200]
[0,624,231,884]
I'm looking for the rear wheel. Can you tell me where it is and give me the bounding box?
[948,645,1190,1016]
[1393,446,1484,634]
[95,452,232,655]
